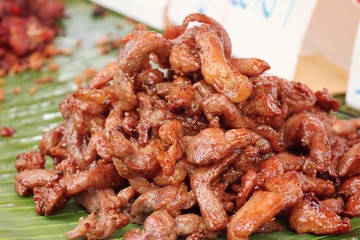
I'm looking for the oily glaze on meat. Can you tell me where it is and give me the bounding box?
[14,13,360,239]
[289,193,351,235]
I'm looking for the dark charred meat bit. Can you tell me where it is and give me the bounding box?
[13,12,360,240]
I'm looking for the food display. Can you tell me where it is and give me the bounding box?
[0,0,65,76]
[13,13,360,240]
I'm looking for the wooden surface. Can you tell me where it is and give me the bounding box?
[293,53,349,95]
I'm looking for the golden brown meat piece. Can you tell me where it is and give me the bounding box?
[183,128,260,165]
[283,111,332,176]
[343,193,360,217]
[88,61,117,89]
[169,27,201,74]
[314,88,340,112]
[38,123,66,160]
[115,26,171,111]
[15,151,45,172]
[283,81,316,115]
[202,93,246,128]
[15,169,59,196]
[321,197,345,215]
[135,68,165,94]
[66,188,129,240]
[337,175,360,198]
[256,152,304,186]
[333,118,360,137]
[167,76,196,112]
[235,169,257,210]
[289,193,351,235]
[66,210,129,240]
[337,175,360,217]
[195,25,252,103]
[183,128,229,165]
[75,188,122,214]
[230,58,270,77]
[295,172,335,198]
[177,13,232,59]
[174,213,217,239]
[33,183,68,216]
[242,92,282,120]
[337,142,360,177]
[191,152,239,232]
[60,163,124,197]
[228,191,287,240]
[130,185,178,223]
[264,171,304,207]
[124,210,176,240]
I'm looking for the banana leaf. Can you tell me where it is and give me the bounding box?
[0,1,359,239]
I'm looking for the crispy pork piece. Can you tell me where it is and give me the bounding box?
[66,210,129,240]
[337,142,360,177]
[343,193,360,217]
[15,169,59,196]
[66,188,129,239]
[320,197,345,215]
[124,210,176,240]
[337,175,360,198]
[15,151,45,172]
[228,191,288,240]
[289,193,351,235]
[191,152,239,232]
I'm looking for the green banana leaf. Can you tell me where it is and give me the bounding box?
[0,1,359,239]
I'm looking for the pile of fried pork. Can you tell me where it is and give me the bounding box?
[14,13,360,240]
